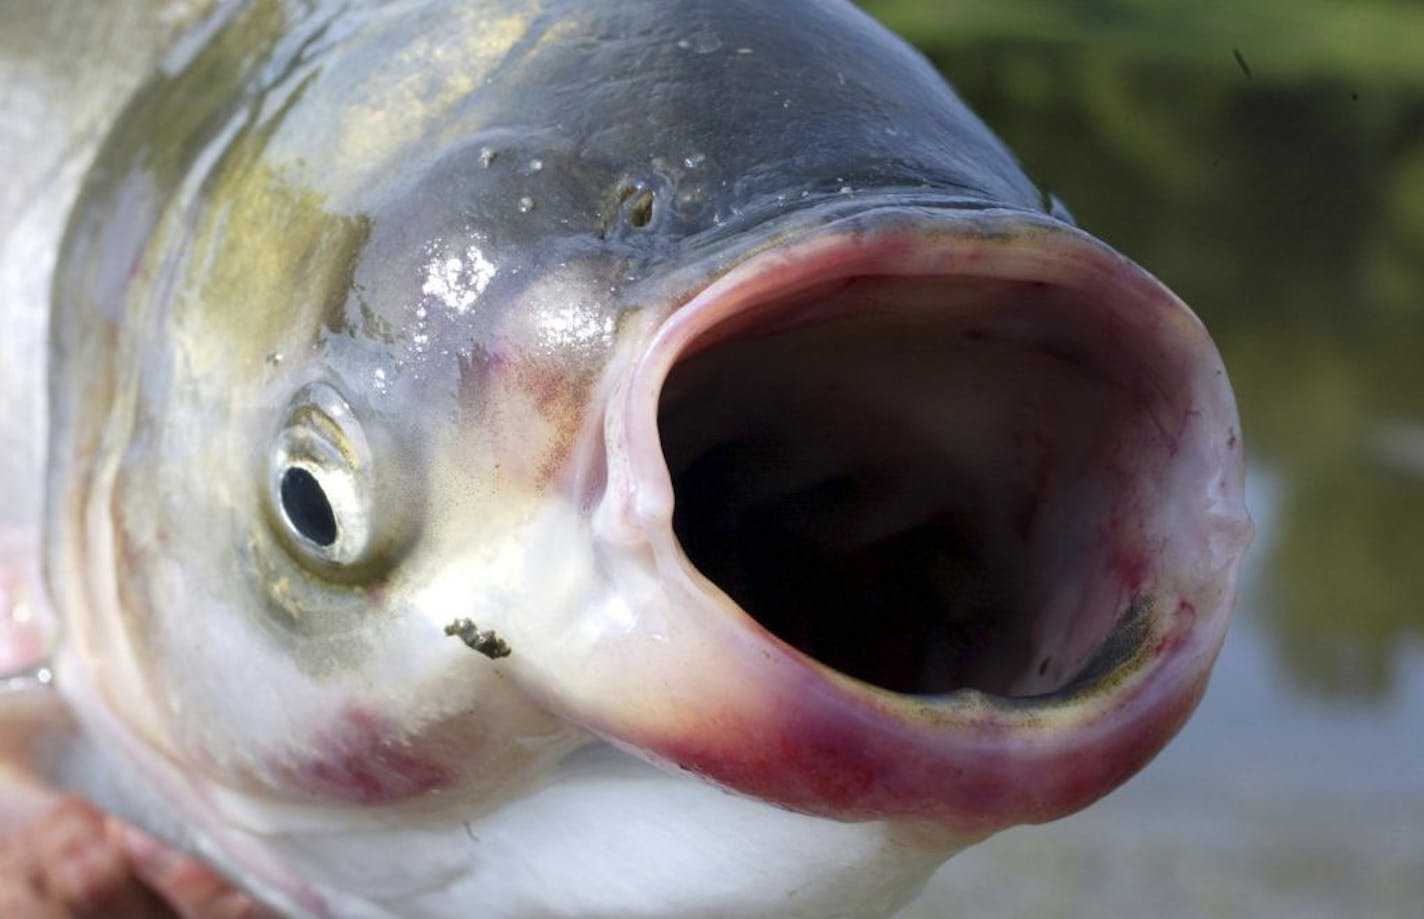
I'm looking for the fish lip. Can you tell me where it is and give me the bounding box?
[579,204,1252,833]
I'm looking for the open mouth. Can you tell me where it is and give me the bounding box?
[659,276,1136,698]
[578,209,1248,829]
[645,215,1243,702]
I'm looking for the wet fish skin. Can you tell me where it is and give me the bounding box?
[3,1,1249,916]
[50,0,1040,815]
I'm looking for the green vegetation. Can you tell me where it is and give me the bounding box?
[860,0,1424,86]
[859,1,1424,701]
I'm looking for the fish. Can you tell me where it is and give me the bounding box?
[0,0,1252,915]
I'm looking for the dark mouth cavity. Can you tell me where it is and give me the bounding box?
[658,273,1170,698]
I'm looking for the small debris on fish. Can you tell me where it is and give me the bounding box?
[444,618,513,659]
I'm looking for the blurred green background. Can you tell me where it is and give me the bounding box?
[856,1,1424,916]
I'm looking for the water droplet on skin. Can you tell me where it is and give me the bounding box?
[686,30,721,54]
[672,185,710,221]
[684,152,706,169]
[266,352,284,366]
[479,147,497,167]
[518,196,534,213]
[421,242,496,313]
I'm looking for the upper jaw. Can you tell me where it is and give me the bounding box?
[511,204,1250,835]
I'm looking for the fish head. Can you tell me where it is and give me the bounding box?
[43,0,1251,914]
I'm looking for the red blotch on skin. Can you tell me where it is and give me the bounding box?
[292,708,450,805]
[1112,547,1149,594]
[1154,601,1197,657]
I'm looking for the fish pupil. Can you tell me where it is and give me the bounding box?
[280,467,338,548]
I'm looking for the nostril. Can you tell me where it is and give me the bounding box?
[625,187,655,229]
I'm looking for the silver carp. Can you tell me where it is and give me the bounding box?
[0,0,1251,915]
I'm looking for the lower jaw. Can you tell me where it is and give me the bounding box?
[555,206,1250,835]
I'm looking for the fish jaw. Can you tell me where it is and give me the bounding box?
[499,205,1251,836]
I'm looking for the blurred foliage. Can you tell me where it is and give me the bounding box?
[859,0,1424,86]
[1264,463,1424,701]
[859,1,1424,701]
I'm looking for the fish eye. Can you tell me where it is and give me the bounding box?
[268,382,375,569]
[279,466,338,547]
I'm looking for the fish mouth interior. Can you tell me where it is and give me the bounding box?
[657,266,1200,698]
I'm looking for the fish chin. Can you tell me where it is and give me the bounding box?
[538,206,1251,835]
